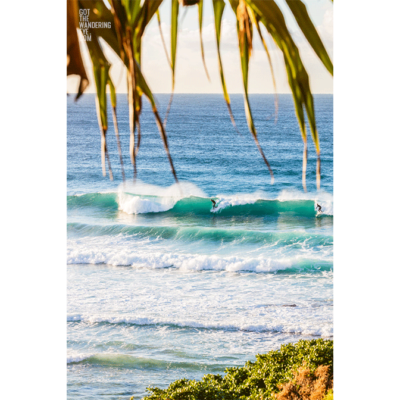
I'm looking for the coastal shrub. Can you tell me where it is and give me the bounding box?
[143,339,333,400]
[274,363,333,399]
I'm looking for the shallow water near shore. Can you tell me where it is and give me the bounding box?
[67,94,333,399]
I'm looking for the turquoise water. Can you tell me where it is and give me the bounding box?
[67,94,333,399]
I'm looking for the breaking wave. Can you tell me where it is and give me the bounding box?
[68,185,333,217]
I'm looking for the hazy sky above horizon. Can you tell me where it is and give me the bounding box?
[68,0,333,94]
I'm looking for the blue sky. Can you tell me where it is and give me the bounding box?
[68,0,333,94]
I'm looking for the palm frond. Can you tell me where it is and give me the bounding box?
[71,0,333,190]
[247,0,322,188]
[285,0,333,75]
[212,0,238,132]
[108,78,125,182]
[233,0,274,182]
[67,0,89,99]
[156,10,172,67]
[83,24,113,180]
[198,0,210,80]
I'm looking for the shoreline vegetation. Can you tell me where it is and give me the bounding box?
[138,339,333,400]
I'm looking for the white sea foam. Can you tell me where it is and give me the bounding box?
[210,189,333,215]
[67,353,94,364]
[316,199,333,216]
[67,226,332,270]
[277,189,334,215]
[67,314,333,338]
[120,180,206,198]
[117,180,206,215]
[67,245,305,272]
[212,191,265,213]
[118,192,175,214]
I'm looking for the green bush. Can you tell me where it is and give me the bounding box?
[143,339,333,400]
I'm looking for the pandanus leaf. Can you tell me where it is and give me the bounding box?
[285,0,333,76]
[129,1,163,168]
[212,0,238,131]
[72,0,331,190]
[126,35,139,179]
[77,0,178,182]
[108,78,125,181]
[171,0,179,89]
[247,0,321,189]
[136,0,164,34]
[120,0,178,181]
[107,0,138,178]
[198,0,210,80]
[156,10,172,67]
[125,0,169,135]
[131,0,163,62]
[67,0,89,100]
[231,0,274,183]
[79,0,129,179]
[121,0,140,26]
[285,61,308,191]
[79,0,120,55]
[247,6,278,122]
[109,0,128,59]
[84,29,113,180]
[136,62,179,183]
[163,0,180,126]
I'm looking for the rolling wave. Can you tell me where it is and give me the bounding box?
[67,315,333,338]
[68,191,333,217]
[67,222,333,246]
[67,245,332,272]
[67,353,228,371]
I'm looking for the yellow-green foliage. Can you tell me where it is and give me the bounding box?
[67,0,333,189]
[324,389,334,400]
[143,339,333,400]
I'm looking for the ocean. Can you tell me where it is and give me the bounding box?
[67,93,333,399]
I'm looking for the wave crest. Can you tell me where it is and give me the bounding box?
[67,315,333,338]
[67,183,333,217]
[67,245,332,273]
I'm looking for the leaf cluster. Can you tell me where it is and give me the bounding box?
[143,339,333,400]
[67,0,333,190]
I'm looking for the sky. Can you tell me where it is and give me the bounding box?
[68,0,333,94]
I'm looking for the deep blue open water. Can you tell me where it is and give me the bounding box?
[67,94,333,399]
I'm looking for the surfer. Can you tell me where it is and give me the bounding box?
[211,199,217,209]
[316,203,322,213]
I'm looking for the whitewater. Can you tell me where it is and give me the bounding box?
[67,93,333,399]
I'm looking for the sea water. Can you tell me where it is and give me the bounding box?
[67,94,333,399]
